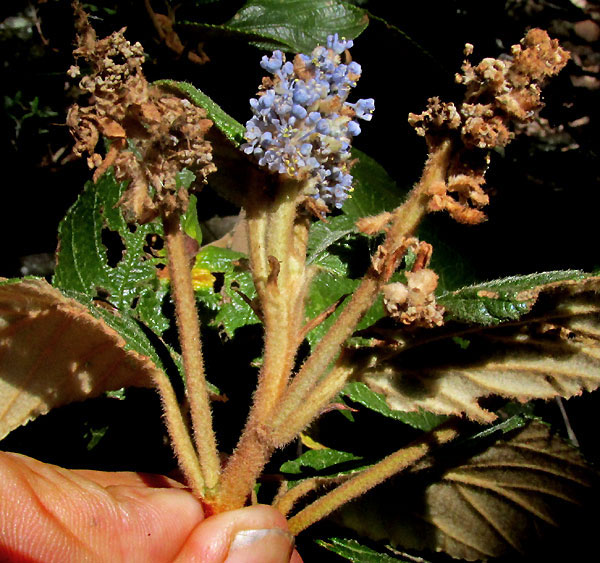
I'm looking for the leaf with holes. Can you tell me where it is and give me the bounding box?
[351,275,600,423]
[194,246,260,337]
[54,171,168,335]
[336,421,597,560]
[0,278,165,441]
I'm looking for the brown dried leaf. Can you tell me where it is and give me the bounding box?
[337,421,596,560]
[0,279,156,440]
[355,277,600,422]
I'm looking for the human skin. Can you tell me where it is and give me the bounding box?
[0,451,303,562]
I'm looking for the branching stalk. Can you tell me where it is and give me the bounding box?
[272,139,454,434]
[272,356,356,446]
[163,212,220,491]
[212,179,310,511]
[287,422,460,534]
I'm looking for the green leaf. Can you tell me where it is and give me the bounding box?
[53,172,169,334]
[215,269,260,336]
[54,171,169,335]
[336,421,597,560]
[182,193,203,246]
[341,382,447,432]
[316,537,416,563]
[153,80,245,146]
[307,215,356,268]
[194,246,260,336]
[305,271,360,350]
[183,0,368,54]
[176,168,197,190]
[280,448,363,475]
[439,270,589,325]
[343,149,407,219]
[194,245,246,271]
[84,424,109,451]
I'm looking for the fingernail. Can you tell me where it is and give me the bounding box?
[225,528,294,563]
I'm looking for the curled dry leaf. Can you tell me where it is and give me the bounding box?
[0,278,158,441]
[337,421,597,560]
[353,276,600,423]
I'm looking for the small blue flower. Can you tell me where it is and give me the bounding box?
[300,143,312,156]
[355,98,375,121]
[292,104,308,119]
[260,50,283,73]
[242,34,374,210]
[347,121,361,136]
[327,33,353,55]
[315,119,330,135]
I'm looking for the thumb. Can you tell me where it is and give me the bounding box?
[174,504,303,563]
[0,451,205,562]
[0,451,302,562]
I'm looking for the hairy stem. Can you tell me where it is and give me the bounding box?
[163,212,220,491]
[272,357,355,446]
[151,371,205,496]
[212,180,309,511]
[273,478,321,518]
[287,422,460,534]
[273,139,454,434]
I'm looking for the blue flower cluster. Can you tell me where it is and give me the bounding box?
[242,34,374,210]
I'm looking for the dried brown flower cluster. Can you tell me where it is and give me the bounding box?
[383,268,444,328]
[409,29,570,224]
[376,238,444,328]
[67,10,215,223]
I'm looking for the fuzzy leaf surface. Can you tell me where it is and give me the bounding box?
[354,275,600,423]
[182,0,368,54]
[0,278,161,441]
[316,538,415,563]
[53,172,168,335]
[439,270,588,324]
[307,215,356,273]
[337,421,597,560]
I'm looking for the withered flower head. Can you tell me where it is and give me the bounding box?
[408,29,569,224]
[67,10,215,223]
[383,269,445,329]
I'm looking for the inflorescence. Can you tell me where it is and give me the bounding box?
[242,34,374,210]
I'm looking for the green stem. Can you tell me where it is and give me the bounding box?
[287,422,460,534]
[164,212,220,491]
[272,139,454,435]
